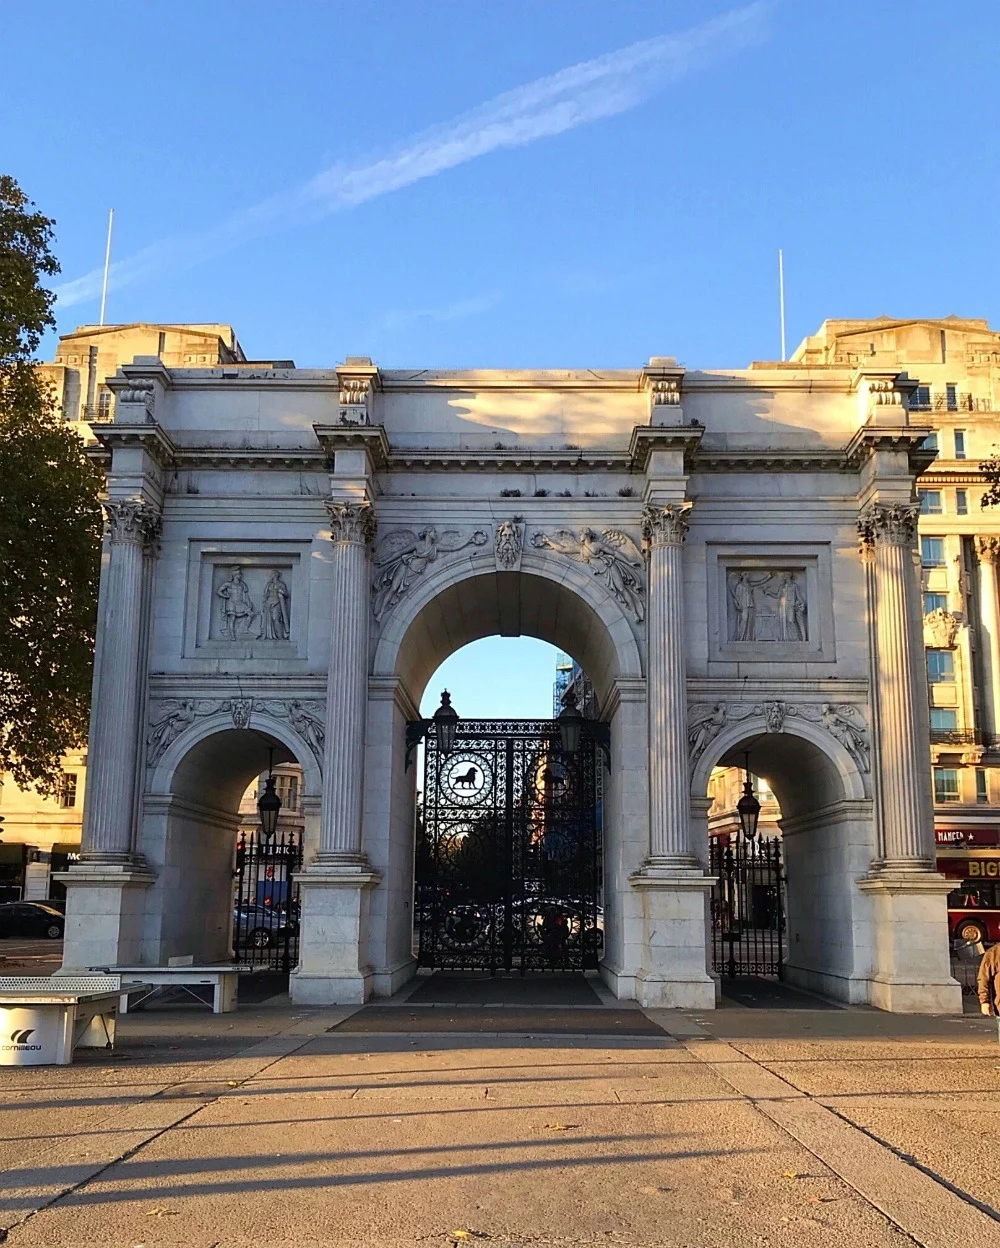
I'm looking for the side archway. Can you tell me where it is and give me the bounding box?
[139,713,320,964]
[691,713,875,1004]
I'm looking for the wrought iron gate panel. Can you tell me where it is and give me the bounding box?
[233,827,302,971]
[417,720,602,972]
[710,835,784,978]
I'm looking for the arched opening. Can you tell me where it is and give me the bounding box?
[365,563,644,997]
[694,723,873,1004]
[143,720,319,966]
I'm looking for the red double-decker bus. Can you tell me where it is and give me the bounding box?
[936,849,1000,945]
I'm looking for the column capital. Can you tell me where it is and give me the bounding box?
[857,501,919,551]
[101,498,161,547]
[641,502,692,549]
[325,500,377,548]
[975,536,1000,564]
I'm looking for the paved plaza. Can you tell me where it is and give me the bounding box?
[1,972,1000,1247]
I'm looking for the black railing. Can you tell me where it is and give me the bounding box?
[910,392,992,413]
[930,730,980,746]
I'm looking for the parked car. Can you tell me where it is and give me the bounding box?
[0,902,65,939]
[232,901,298,951]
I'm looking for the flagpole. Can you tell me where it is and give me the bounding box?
[99,209,114,326]
[778,247,786,362]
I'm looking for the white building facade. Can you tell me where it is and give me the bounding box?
[59,349,963,1012]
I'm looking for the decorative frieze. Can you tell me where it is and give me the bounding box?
[687,700,870,773]
[101,499,161,547]
[146,697,326,769]
[326,500,377,547]
[641,503,691,549]
[371,526,489,621]
[531,528,645,622]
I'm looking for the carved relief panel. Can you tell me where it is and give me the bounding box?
[707,545,834,663]
[183,542,311,660]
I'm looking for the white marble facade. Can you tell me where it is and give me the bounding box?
[58,353,963,1012]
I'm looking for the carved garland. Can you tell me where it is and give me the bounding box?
[687,700,870,774]
[146,698,326,771]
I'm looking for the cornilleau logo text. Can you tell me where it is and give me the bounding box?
[11,1029,34,1044]
[2,1028,41,1051]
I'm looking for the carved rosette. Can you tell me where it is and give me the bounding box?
[641,503,692,550]
[975,536,1000,565]
[101,499,161,547]
[856,502,919,552]
[326,500,377,548]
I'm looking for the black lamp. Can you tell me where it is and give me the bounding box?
[432,690,459,754]
[736,751,761,841]
[557,700,584,756]
[257,748,282,840]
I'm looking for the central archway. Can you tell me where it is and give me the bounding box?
[363,556,646,997]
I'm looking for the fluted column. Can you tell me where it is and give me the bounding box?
[318,500,376,865]
[975,537,1000,740]
[82,499,161,863]
[641,503,696,867]
[858,502,934,867]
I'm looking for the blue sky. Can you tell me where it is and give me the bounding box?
[5,1,997,716]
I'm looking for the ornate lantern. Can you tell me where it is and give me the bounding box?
[432,690,459,754]
[736,752,761,841]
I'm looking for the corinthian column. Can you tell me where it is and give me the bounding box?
[82,499,161,863]
[858,502,934,867]
[641,502,697,867]
[318,500,377,865]
[974,537,1000,741]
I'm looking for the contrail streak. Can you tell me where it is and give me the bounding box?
[54,5,769,309]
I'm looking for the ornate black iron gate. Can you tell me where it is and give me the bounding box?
[710,835,784,978]
[416,720,603,972]
[232,828,302,971]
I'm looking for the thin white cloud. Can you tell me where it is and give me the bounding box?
[54,4,770,309]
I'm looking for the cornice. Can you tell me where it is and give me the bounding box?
[629,424,705,471]
[844,424,937,474]
[691,450,848,473]
[90,422,177,470]
[313,424,391,469]
[387,448,629,472]
[171,447,326,471]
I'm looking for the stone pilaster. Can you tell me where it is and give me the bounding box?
[856,500,961,1012]
[291,498,381,1005]
[641,502,696,867]
[627,502,714,1009]
[317,500,377,866]
[974,537,1000,740]
[857,502,933,867]
[84,499,161,863]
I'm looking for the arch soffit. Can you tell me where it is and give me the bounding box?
[371,548,644,702]
[147,710,322,801]
[691,714,867,808]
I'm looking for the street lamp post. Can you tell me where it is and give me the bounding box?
[736,750,761,842]
[257,748,282,840]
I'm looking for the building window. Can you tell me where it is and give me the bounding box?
[934,768,961,803]
[956,489,969,516]
[954,429,967,459]
[921,431,939,453]
[930,708,958,731]
[921,536,946,567]
[919,490,942,515]
[58,774,77,809]
[923,592,948,614]
[912,385,931,410]
[976,769,989,803]
[926,649,955,683]
[273,774,299,812]
[946,383,958,412]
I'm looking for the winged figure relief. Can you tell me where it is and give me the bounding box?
[371,527,487,620]
[531,528,646,622]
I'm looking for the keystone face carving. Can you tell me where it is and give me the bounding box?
[494,518,524,572]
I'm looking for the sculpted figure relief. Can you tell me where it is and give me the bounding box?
[727,569,808,644]
[217,566,256,640]
[372,527,488,621]
[923,607,959,649]
[531,528,646,622]
[494,518,523,571]
[258,570,291,641]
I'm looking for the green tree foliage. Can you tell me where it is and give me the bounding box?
[980,454,1000,509]
[0,175,102,790]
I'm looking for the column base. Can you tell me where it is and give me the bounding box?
[858,869,963,1014]
[290,864,382,1006]
[54,860,156,970]
[629,867,717,1009]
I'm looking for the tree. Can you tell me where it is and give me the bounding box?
[980,454,1000,509]
[0,176,102,791]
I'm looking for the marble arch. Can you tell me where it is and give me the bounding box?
[60,352,963,1012]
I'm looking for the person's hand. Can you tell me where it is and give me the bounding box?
[982,1003,994,1016]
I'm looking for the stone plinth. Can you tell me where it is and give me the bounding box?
[55,863,155,970]
[289,866,381,1004]
[629,869,716,1008]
